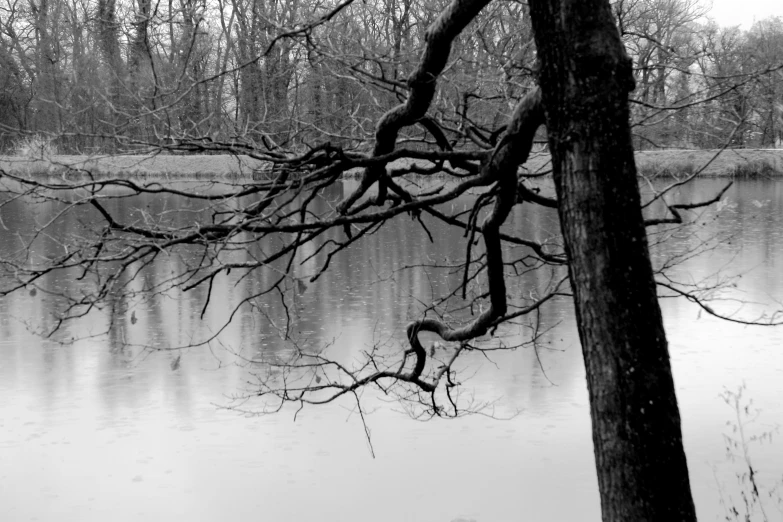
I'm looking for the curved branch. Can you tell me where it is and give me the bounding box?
[250,90,546,411]
[644,182,732,227]
[337,0,493,214]
[405,89,543,382]
[657,281,783,326]
[517,181,558,208]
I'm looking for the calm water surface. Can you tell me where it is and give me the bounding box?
[1,178,782,522]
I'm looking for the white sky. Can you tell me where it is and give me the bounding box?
[707,0,782,28]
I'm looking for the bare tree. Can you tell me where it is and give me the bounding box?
[1,0,783,521]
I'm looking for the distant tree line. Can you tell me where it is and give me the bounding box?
[0,0,781,153]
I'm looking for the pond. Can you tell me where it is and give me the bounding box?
[1,177,782,522]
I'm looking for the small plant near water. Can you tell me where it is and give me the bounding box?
[14,134,59,159]
[718,384,782,521]
[637,161,697,179]
[730,160,778,178]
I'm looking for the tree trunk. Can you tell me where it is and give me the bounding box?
[527,1,697,520]
[31,0,60,134]
[97,0,123,106]
[129,0,155,143]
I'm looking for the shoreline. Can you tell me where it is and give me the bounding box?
[1,148,782,178]
[522,148,783,177]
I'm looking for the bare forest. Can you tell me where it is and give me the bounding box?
[1,0,782,154]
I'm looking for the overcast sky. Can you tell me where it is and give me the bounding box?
[708,0,781,28]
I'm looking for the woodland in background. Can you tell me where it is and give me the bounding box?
[3,0,783,518]
[0,0,781,155]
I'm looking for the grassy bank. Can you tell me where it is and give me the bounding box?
[0,154,267,178]
[523,148,783,177]
[2,148,782,179]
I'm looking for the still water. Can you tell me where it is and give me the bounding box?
[1,178,782,522]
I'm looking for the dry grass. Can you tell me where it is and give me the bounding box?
[0,153,269,179]
[522,149,783,178]
[634,149,783,178]
[1,148,782,179]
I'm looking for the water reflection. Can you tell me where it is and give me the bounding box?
[1,178,782,522]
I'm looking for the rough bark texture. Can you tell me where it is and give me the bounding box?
[527,1,697,520]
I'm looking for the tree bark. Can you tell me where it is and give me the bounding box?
[31,0,60,134]
[97,0,123,103]
[527,1,697,520]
